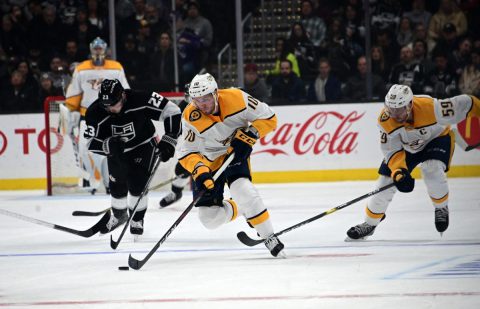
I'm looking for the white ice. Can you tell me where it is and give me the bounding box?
[1,178,479,309]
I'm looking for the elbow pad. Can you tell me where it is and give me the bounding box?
[164,113,182,138]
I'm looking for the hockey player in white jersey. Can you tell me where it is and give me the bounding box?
[64,37,130,193]
[347,84,480,240]
[177,73,285,257]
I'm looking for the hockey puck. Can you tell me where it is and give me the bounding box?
[118,266,129,271]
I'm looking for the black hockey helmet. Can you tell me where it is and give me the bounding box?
[98,79,124,107]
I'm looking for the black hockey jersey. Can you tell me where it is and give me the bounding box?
[84,90,181,155]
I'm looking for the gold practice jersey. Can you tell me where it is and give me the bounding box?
[378,94,480,172]
[65,59,130,115]
[178,88,277,173]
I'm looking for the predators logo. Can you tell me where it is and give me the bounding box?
[189,110,201,122]
[380,111,390,122]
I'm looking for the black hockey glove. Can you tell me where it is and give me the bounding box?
[156,135,177,162]
[103,136,125,157]
[192,165,214,191]
[392,168,415,193]
[228,127,258,162]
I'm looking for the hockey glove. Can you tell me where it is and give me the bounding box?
[392,168,415,193]
[228,128,258,162]
[192,165,214,191]
[157,135,177,162]
[103,136,125,157]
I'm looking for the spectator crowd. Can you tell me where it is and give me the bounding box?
[1,0,479,113]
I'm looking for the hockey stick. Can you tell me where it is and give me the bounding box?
[465,142,480,151]
[128,153,235,270]
[110,154,163,249]
[71,177,179,217]
[0,208,110,238]
[236,182,397,246]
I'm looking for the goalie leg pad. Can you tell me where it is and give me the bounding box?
[230,177,274,238]
[421,160,449,208]
[365,175,396,226]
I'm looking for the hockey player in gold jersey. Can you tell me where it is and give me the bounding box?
[347,84,480,240]
[64,37,130,193]
[177,73,285,257]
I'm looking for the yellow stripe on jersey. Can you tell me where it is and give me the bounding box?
[65,94,82,112]
[251,114,278,138]
[467,95,480,117]
[247,209,270,226]
[430,192,449,204]
[387,150,407,172]
[411,96,437,128]
[447,130,455,170]
[365,206,385,219]
[75,59,124,71]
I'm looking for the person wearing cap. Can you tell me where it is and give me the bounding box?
[83,79,182,235]
[65,37,130,194]
[346,84,480,241]
[243,63,270,103]
[428,0,467,47]
[39,72,63,105]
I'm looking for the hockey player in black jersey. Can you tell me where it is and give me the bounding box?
[84,79,181,235]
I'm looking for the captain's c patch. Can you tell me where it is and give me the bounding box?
[189,110,201,122]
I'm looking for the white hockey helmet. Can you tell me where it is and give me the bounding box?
[90,37,107,66]
[385,84,413,109]
[188,73,218,98]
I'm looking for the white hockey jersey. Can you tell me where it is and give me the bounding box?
[378,94,480,172]
[178,88,277,173]
[65,59,130,116]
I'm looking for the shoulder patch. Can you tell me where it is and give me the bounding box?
[189,110,202,122]
[380,111,390,122]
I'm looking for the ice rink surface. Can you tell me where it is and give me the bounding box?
[0,178,479,309]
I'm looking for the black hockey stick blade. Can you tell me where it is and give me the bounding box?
[72,208,110,217]
[236,182,396,247]
[56,211,111,237]
[0,208,110,238]
[128,154,235,270]
[465,141,480,152]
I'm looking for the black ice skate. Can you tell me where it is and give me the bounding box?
[159,191,182,207]
[435,206,449,235]
[130,219,144,236]
[346,214,386,240]
[264,234,285,258]
[100,209,127,234]
[346,222,378,240]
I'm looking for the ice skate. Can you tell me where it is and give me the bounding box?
[435,206,449,235]
[159,190,182,208]
[264,234,285,258]
[99,209,127,234]
[345,222,378,241]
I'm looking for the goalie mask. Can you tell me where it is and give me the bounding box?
[384,84,413,123]
[90,37,107,66]
[188,73,218,114]
[98,79,124,110]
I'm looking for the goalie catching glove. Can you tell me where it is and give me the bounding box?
[391,168,415,193]
[228,127,259,162]
[156,135,177,162]
[192,165,214,191]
